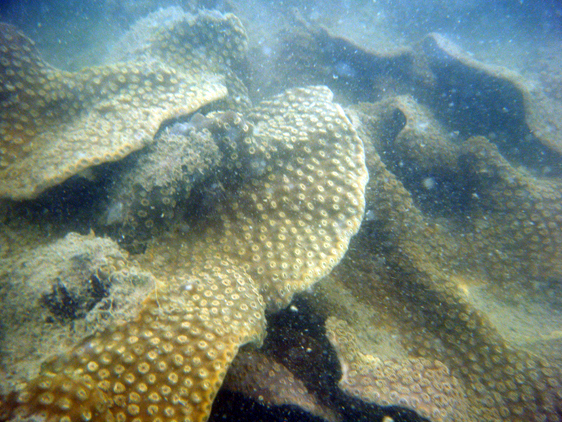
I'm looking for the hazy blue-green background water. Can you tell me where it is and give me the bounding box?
[1,0,560,71]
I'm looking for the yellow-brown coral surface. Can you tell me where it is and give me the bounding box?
[0,11,248,200]
[308,100,562,421]
[1,256,266,422]
[0,80,367,421]
[3,4,562,422]
[181,86,368,310]
[326,317,470,422]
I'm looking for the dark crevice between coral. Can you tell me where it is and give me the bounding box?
[275,27,415,106]
[419,37,562,176]
[423,98,562,179]
[223,295,430,422]
[212,389,427,422]
[422,50,526,136]
[400,168,475,218]
[179,175,230,228]
[276,24,562,177]
[342,397,429,422]
[374,109,476,220]
[1,102,239,255]
[0,160,124,236]
[97,106,250,254]
[153,100,226,139]
[314,32,413,105]
[263,296,341,401]
[211,389,326,422]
